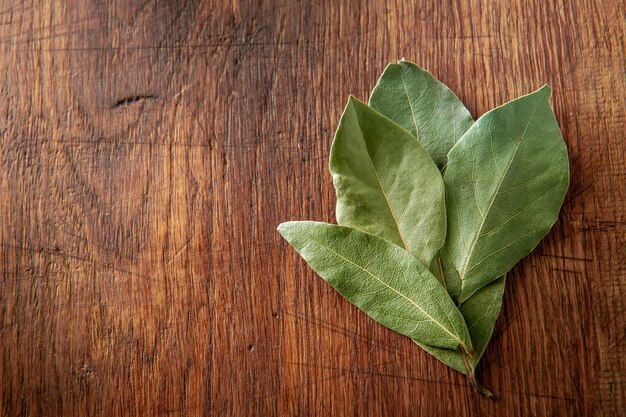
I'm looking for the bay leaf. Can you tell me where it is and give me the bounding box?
[441,86,569,303]
[369,59,474,168]
[330,96,446,267]
[277,221,474,353]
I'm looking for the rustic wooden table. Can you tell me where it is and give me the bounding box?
[1,1,624,416]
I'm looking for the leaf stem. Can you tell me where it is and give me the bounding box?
[461,351,493,398]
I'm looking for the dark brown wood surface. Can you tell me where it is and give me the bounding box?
[0,1,624,416]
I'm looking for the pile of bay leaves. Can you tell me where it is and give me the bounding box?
[278,60,569,396]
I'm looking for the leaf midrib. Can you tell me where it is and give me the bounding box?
[369,162,410,250]
[355,111,411,252]
[399,67,420,140]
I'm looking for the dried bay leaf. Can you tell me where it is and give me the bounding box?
[441,86,570,303]
[369,59,474,169]
[277,221,474,353]
[330,97,446,267]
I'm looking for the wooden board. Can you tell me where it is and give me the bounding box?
[0,1,624,415]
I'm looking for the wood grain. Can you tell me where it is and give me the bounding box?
[0,0,624,415]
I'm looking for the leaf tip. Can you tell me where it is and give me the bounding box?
[276,221,293,238]
[538,84,552,98]
[347,95,364,107]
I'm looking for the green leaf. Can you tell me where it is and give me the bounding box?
[441,86,570,303]
[416,276,505,376]
[277,221,474,353]
[369,60,474,168]
[330,96,446,267]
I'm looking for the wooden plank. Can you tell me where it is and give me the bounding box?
[0,0,623,415]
